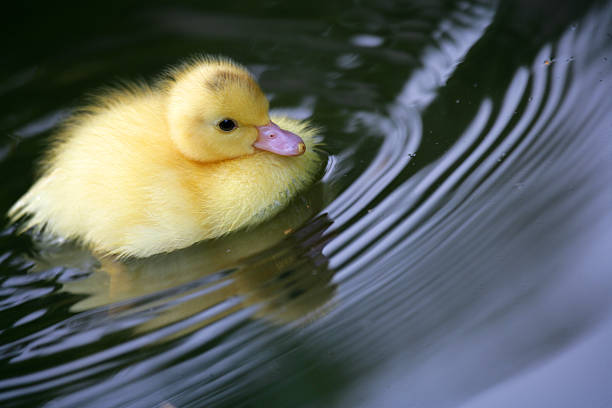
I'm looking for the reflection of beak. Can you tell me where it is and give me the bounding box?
[254,121,306,156]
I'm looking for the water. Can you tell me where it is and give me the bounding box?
[2,1,612,407]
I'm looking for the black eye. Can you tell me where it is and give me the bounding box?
[218,118,237,132]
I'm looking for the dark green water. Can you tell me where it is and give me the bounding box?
[2,1,612,407]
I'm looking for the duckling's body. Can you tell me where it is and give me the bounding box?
[9,57,322,258]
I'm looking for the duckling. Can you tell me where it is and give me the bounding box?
[8,56,323,258]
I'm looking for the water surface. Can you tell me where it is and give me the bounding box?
[1,1,612,407]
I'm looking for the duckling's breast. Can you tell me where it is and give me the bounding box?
[188,116,323,238]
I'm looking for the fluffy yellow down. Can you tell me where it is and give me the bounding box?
[9,56,323,258]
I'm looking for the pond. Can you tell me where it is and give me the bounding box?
[1,0,612,407]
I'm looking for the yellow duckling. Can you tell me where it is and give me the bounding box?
[9,56,323,258]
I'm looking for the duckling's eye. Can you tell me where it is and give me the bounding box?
[218,118,237,132]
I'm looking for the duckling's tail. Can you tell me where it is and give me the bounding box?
[7,178,50,234]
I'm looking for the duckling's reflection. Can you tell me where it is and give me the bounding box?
[37,186,335,333]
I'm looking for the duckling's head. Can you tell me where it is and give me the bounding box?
[166,57,305,163]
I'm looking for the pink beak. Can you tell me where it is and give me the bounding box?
[254,122,306,156]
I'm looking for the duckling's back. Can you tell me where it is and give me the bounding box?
[9,86,205,256]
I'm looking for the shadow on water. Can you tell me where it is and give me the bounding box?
[1,0,611,407]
